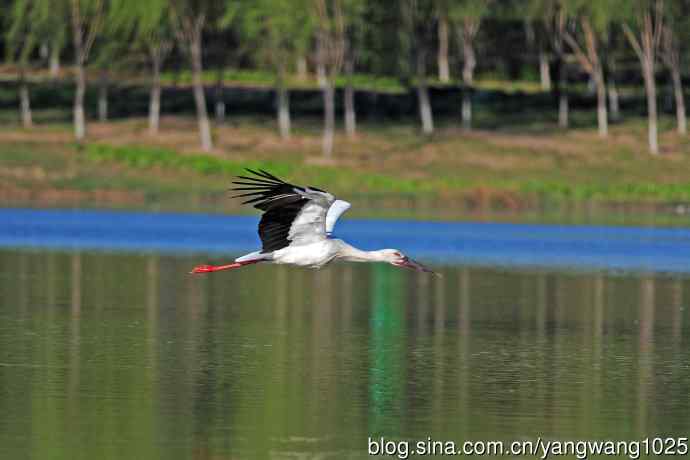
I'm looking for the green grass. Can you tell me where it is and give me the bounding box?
[83,144,435,195]
[520,181,690,202]
[159,68,407,93]
[80,143,690,204]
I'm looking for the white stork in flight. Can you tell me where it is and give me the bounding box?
[191,169,438,275]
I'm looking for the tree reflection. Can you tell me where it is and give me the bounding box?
[638,276,655,435]
[1,249,689,460]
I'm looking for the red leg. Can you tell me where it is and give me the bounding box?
[190,259,261,274]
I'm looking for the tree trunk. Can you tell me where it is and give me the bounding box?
[594,72,608,137]
[462,41,476,130]
[643,61,659,154]
[18,69,33,128]
[461,92,472,130]
[317,64,327,88]
[296,56,308,81]
[539,51,551,91]
[608,81,620,122]
[49,45,60,78]
[557,58,569,129]
[277,71,290,140]
[189,36,213,151]
[671,67,686,136]
[417,51,434,135]
[438,15,450,82]
[322,81,335,157]
[316,39,327,88]
[149,51,162,135]
[418,84,434,135]
[462,43,476,85]
[215,68,225,123]
[344,57,356,138]
[70,0,90,142]
[74,62,86,140]
[19,83,33,128]
[559,93,569,128]
[98,70,108,122]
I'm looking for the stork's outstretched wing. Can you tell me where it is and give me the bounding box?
[231,169,350,252]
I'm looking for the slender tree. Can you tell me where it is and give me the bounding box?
[660,3,688,136]
[562,1,614,137]
[605,29,624,122]
[147,42,172,135]
[436,0,451,82]
[5,0,37,128]
[70,0,105,141]
[170,0,219,151]
[91,21,127,124]
[528,0,572,129]
[315,32,328,88]
[660,27,685,136]
[97,68,109,121]
[622,0,664,154]
[213,64,225,123]
[238,0,313,140]
[525,20,552,91]
[538,40,552,90]
[296,55,308,81]
[48,33,65,78]
[449,0,490,130]
[6,0,69,128]
[315,0,346,156]
[110,0,173,135]
[401,0,436,135]
[212,3,242,125]
[342,0,367,139]
[34,1,67,79]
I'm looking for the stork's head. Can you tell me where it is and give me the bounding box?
[379,249,440,276]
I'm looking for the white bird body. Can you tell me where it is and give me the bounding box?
[272,240,340,268]
[191,169,437,275]
[269,240,399,268]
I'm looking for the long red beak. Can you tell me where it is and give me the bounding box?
[394,257,441,276]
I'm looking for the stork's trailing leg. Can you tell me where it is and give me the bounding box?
[190,259,261,274]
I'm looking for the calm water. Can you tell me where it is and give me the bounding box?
[1,209,689,459]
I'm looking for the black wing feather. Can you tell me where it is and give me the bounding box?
[244,168,284,183]
[230,169,316,253]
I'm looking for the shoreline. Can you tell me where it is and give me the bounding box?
[1,114,690,227]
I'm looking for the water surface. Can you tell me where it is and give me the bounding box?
[3,208,690,273]
[0,209,689,459]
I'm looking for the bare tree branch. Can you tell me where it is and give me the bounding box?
[83,0,103,57]
[563,28,593,75]
[622,24,644,61]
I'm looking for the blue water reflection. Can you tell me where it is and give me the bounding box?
[1,208,689,273]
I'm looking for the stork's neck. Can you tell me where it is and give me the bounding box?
[336,241,388,262]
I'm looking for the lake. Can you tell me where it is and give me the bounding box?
[0,208,689,459]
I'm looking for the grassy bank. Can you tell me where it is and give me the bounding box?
[1,108,690,225]
[82,142,690,203]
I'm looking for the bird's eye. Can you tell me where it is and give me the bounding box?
[394,252,402,257]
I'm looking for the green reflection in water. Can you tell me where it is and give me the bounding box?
[369,264,405,437]
[1,249,690,459]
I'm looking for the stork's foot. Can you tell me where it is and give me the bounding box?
[190,260,260,274]
[191,264,214,274]
[190,263,239,274]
